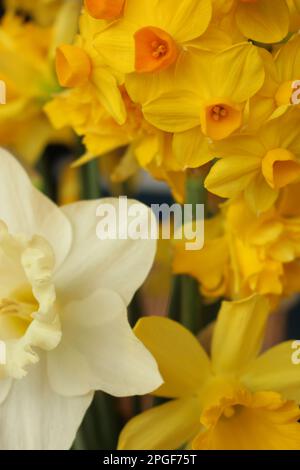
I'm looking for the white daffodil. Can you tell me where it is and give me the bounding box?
[0,149,162,450]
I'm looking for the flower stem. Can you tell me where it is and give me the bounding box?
[180,173,205,334]
[168,275,182,322]
[80,159,101,199]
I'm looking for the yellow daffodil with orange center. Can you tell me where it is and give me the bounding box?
[55,10,126,124]
[45,81,184,200]
[213,0,290,43]
[94,0,212,75]
[119,296,300,450]
[173,189,300,302]
[205,108,300,213]
[133,43,264,169]
[0,13,76,164]
[249,34,300,129]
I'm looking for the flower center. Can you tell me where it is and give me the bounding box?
[0,287,38,341]
[0,221,61,380]
[194,390,300,450]
[201,101,243,140]
[134,26,178,73]
[211,105,229,121]
[151,41,168,59]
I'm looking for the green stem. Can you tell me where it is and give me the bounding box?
[80,159,101,199]
[38,149,57,201]
[181,276,202,333]
[74,392,121,450]
[128,292,144,416]
[168,275,182,322]
[180,173,205,334]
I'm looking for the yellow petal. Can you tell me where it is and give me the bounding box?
[262,148,300,189]
[244,173,279,215]
[211,296,270,375]
[236,0,289,43]
[134,134,158,167]
[173,128,212,169]
[94,21,135,74]
[205,156,260,198]
[242,341,300,403]
[56,45,92,88]
[118,397,201,450]
[134,317,212,398]
[158,0,212,42]
[212,43,265,103]
[143,90,200,133]
[92,67,126,125]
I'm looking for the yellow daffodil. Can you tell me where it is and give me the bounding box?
[205,107,300,213]
[248,34,300,129]
[174,190,300,302]
[94,0,212,76]
[212,0,290,44]
[119,295,300,450]
[46,79,184,194]
[0,6,81,164]
[55,10,126,125]
[0,150,162,450]
[130,43,264,169]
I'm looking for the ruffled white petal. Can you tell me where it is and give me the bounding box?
[47,288,162,397]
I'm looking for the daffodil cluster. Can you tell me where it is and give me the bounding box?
[0,1,81,164]
[45,0,300,296]
[174,189,300,305]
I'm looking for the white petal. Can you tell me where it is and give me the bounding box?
[0,358,93,450]
[55,198,157,305]
[0,149,72,269]
[47,288,162,397]
[0,379,12,404]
